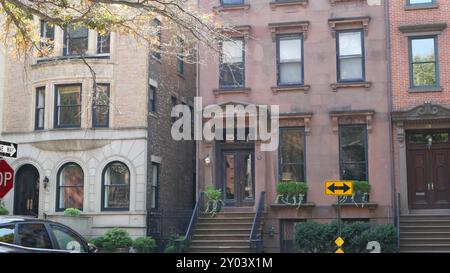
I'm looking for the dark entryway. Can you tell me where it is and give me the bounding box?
[217,143,255,207]
[14,164,40,216]
[407,130,450,209]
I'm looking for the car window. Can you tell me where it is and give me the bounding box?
[49,224,87,253]
[17,223,53,249]
[0,225,15,244]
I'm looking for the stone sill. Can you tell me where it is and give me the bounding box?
[404,3,438,11]
[332,202,378,211]
[271,202,316,208]
[331,81,372,91]
[213,87,251,97]
[409,86,442,93]
[213,4,250,12]
[269,0,308,10]
[330,0,366,5]
[272,85,310,94]
[33,54,112,67]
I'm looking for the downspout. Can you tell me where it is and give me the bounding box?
[384,0,396,225]
[195,0,200,202]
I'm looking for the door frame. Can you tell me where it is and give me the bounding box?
[406,129,450,210]
[13,164,40,216]
[216,142,255,207]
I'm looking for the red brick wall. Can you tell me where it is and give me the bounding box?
[389,1,450,110]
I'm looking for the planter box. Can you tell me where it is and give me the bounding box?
[47,215,92,238]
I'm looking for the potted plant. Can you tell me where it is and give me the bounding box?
[132,236,156,253]
[276,181,308,208]
[352,181,371,206]
[64,208,81,216]
[204,185,224,216]
[95,228,133,253]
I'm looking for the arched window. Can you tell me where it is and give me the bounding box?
[102,162,130,211]
[56,163,84,211]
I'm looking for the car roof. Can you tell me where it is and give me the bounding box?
[0,216,55,225]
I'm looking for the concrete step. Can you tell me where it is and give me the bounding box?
[400,219,450,227]
[190,240,249,247]
[401,215,450,220]
[201,212,255,219]
[400,226,450,232]
[198,216,254,222]
[400,244,450,252]
[220,207,254,213]
[196,222,254,229]
[192,234,250,240]
[400,231,450,239]
[400,238,450,245]
[187,246,251,253]
[194,228,253,235]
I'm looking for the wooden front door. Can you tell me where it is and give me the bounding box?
[14,164,40,216]
[218,144,255,207]
[407,131,450,209]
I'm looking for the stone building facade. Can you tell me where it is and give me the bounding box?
[196,0,392,252]
[0,18,195,242]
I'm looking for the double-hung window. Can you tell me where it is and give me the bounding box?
[409,36,438,88]
[35,87,45,130]
[92,84,110,128]
[151,163,159,209]
[336,30,365,82]
[40,20,55,52]
[339,125,368,182]
[277,34,303,86]
[149,85,157,113]
[64,26,89,56]
[97,32,111,54]
[407,0,435,6]
[177,38,185,75]
[220,39,244,88]
[279,127,306,182]
[221,0,244,5]
[152,19,162,60]
[55,84,82,128]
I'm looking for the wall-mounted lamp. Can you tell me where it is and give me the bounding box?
[204,155,211,165]
[268,226,275,237]
[43,176,49,189]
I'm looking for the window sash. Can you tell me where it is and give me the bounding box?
[409,36,438,88]
[221,0,244,5]
[152,19,162,60]
[277,34,303,86]
[339,125,368,181]
[35,88,45,130]
[151,164,159,209]
[64,27,89,56]
[337,30,365,82]
[97,33,111,54]
[279,127,306,182]
[56,164,84,211]
[408,0,434,5]
[93,84,110,128]
[149,86,156,112]
[220,39,245,88]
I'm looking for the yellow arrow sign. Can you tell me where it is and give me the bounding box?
[325,181,353,196]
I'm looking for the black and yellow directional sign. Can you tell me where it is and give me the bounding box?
[325,181,353,196]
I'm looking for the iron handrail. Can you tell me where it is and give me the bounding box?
[176,192,204,252]
[396,193,400,252]
[249,191,265,253]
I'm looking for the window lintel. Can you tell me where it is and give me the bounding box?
[330,110,375,133]
[328,16,371,38]
[268,21,310,41]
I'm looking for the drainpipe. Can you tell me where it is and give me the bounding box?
[384,0,396,225]
[195,0,200,202]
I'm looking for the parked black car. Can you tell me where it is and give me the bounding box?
[0,216,97,253]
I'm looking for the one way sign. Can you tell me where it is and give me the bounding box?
[0,141,18,158]
[325,181,353,196]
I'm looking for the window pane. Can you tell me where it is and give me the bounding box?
[58,164,84,210]
[409,0,433,4]
[37,109,44,128]
[222,0,244,5]
[66,26,88,55]
[0,225,15,244]
[18,224,52,249]
[280,38,301,62]
[413,63,436,86]
[225,154,235,200]
[281,128,305,164]
[59,106,81,126]
[281,164,305,182]
[58,86,81,105]
[97,33,110,54]
[104,163,130,209]
[342,163,367,181]
[151,164,158,209]
[50,225,87,252]
[340,126,367,163]
[37,90,45,108]
[220,63,244,87]
[339,32,362,56]
[94,106,109,126]
[222,40,243,63]
[280,62,302,84]
[340,57,363,80]
[243,153,253,200]
[412,38,435,62]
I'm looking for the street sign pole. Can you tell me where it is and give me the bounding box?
[337,196,341,238]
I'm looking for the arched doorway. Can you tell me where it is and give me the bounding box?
[14,164,40,216]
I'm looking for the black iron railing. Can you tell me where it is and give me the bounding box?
[176,192,204,252]
[396,193,401,252]
[249,191,265,253]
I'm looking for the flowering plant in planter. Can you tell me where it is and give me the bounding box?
[204,185,224,216]
[276,181,308,208]
[351,181,371,207]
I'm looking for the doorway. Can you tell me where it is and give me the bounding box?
[406,130,450,209]
[217,143,255,207]
[14,164,40,216]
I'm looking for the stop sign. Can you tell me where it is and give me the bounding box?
[0,160,14,199]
